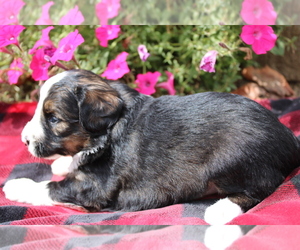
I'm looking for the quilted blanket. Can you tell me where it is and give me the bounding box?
[1,98,300,227]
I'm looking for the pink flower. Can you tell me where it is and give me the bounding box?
[29,26,55,54]
[59,5,85,25]
[135,72,161,95]
[7,58,24,84]
[96,0,121,25]
[0,0,25,25]
[35,1,54,25]
[101,52,130,80]
[241,0,277,25]
[104,0,120,19]
[95,25,121,47]
[240,25,277,54]
[199,50,218,73]
[44,46,57,58]
[138,45,150,62]
[30,48,51,81]
[95,2,108,25]
[157,71,176,95]
[50,29,84,64]
[0,25,26,48]
[0,47,12,54]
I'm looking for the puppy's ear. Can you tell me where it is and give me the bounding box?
[76,83,123,134]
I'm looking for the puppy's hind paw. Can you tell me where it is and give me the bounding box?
[204,198,243,225]
[204,225,243,250]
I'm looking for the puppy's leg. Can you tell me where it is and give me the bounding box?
[3,178,89,211]
[51,153,83,176]
[3,178,53,205]
[51,156,73,176]
[47,174,106,212]
[204,193,256,225]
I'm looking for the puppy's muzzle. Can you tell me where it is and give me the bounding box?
[21,121,35,148]
[23,136,30,146]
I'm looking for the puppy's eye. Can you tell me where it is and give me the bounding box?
[48,115,60,124]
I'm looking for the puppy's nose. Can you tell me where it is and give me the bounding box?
[23,135,30,146]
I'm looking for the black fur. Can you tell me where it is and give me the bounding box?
[39,69,300,212]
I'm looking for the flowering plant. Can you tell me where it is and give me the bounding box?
[3,0,295,102]
[0,24,294,102]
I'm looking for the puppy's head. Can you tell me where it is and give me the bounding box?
[22,69,123,158]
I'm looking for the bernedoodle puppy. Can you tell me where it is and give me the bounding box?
[4,69,300,225]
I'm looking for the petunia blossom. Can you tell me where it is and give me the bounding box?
[104,0,120,19]
[0,47,12,54]
[135,71,161,95]
[43,45,57,58]
[241,0,277,25]
[30,48,51,81]
[157,71,176,95]
[0,0,25,25]
[35,1,54,25]
[59,5,85,25]
[29,26,55,54]
[240,25,277,54]
[50,29,84,64]
[199,50,218,73]
[96,0,121,25]
[95,25,121,47]
[101,52,130,80]
[95,2,108,25]
[0,25,26,48]
[137,44,150,62]
[7,58,24,84]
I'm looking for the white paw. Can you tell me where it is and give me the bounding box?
[3,178,53,206]
[204,198,243,225]
[204,225,243,250]
[51,156,73,176]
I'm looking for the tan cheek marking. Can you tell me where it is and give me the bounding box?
[63,135,89,155]
[53,122,69,135]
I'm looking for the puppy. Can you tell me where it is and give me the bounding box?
[4,69,300,225]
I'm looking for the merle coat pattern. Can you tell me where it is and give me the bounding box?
[16,70,300,213]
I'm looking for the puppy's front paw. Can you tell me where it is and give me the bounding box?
[204,198,243,225]
[51,156,73,176]
[3,178,53,206]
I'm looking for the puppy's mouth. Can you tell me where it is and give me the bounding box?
[28,140,65,159]
[31,141,53,158]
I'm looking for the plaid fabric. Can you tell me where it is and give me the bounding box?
[1,225,300,249]
[0,99,300,226]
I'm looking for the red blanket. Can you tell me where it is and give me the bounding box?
[1,99,300,226]
[1,224,300,249]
